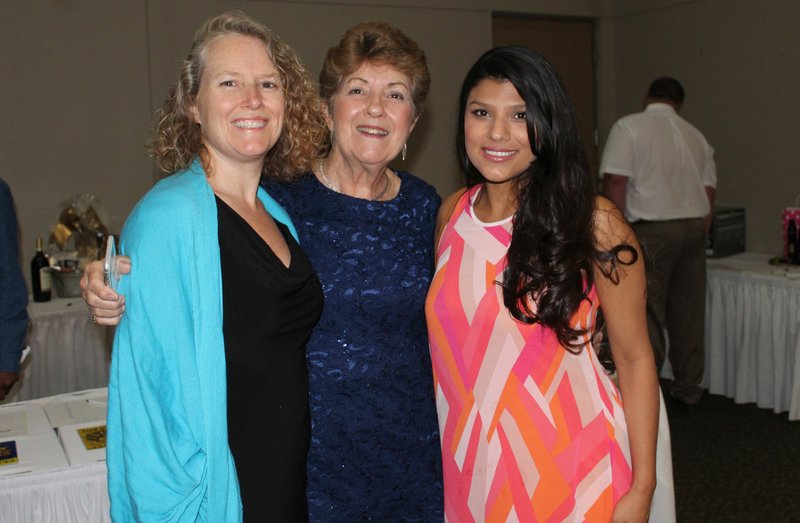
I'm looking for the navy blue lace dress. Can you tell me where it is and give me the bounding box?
[265,172,443,522]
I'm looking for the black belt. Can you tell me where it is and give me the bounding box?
[632,217,703,224]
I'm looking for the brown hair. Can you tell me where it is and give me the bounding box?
[148,11,327,180]
[319,21,430,130]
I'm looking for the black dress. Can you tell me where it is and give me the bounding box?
[216,196,323,522]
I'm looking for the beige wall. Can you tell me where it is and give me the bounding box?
[3,0,797,285]
[1,1,153,278]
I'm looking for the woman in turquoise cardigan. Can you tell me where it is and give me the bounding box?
[106,12,326,522]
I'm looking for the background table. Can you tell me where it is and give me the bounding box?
[0,389,110,522]
[704,252,800,420]
[5,298,113,403]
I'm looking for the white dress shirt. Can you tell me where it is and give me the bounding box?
[600,102,716,222]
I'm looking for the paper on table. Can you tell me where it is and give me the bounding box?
[0,441,19,465]
[0,404,69,475]
[0,411,28,438]
[77,425,106,450]
[42,389,107,428]
[58,421,107,465]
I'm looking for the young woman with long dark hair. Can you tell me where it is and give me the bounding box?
[426,46,658,522]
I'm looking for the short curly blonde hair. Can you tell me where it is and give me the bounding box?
[148,11,327,181]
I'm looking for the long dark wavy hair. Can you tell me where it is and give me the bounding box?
[457,46,635,351]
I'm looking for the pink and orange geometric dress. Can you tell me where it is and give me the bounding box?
[425,186,633,522]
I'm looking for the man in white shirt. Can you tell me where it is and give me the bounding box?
[600,77,716,407]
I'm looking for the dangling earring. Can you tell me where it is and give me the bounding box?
[402,143,407,161]
[329,128,335,149]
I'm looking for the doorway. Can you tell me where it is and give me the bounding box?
[492,15,598,175]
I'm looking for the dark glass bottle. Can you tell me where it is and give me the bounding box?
[31,236,51,302]
[792,218,800,265]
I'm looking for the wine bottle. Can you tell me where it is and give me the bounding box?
[31,236,51,302]
[792,218,800,265]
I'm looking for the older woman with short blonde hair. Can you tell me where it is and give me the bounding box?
[265,20,443,521]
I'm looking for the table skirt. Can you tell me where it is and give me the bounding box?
[7,299,112,403]
[0,462,110,523]
[705,263,800,419]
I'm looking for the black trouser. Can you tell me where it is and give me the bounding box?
[633,218,706,403]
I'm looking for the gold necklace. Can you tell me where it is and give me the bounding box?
[318,161,392,201]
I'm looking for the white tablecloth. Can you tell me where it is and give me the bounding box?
[704,252,800,419]
[5,298,113,403]
[0,390,110,522]
[0,462,109,523]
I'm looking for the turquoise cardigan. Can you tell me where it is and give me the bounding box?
[107,159,297,522]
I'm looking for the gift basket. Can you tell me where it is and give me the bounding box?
[46,194,112,297]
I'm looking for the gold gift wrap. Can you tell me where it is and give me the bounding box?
[81,206,109,238]
[50,223,73,250]
[58,205,82,234]
[49,195,113,261]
